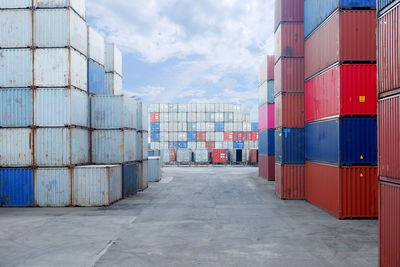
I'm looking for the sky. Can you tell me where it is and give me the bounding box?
[86,0,275,122]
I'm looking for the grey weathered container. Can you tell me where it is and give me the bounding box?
[73,165,122,207]
[34,0,86,19]
[105,43,122,75]
[91,130,137,164]
[0,89,33,127]
[104,72,122,95]
[142,132,148,160]
[137,102,149,132]
[0,128,33,167]
[161,150,170,163]
[0,49,33,88]
[0,0,33,8]
[0,9,32,48]
[35,128,89,166]
[138,160,148,191]
[34,48,87,90]
[90,95,136,129]
[34,8,87,55]
[177,149,190,162]
[195,149,208,163]
[148,156,161,182]
[34,168,71,207]
[87,26,105,65]
[34,88,89,127]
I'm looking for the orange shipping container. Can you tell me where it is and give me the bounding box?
[275,164,305,199]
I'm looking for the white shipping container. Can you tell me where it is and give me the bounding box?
[0,0,32,8]
[215,142,224,149]
[87,26,105,65]
[0,10,32,48]
[138,160,148,190]
[244,114,251,122]
[168,104,178,113]
[187,113,196,122]
[234,122,243,131]
[225,123,234,131]
[177,113,187,122]
[161,149,170,163]
[188,142,197,150]
[178,132,187,142]
[215,132,224,142]
[0,49,33,88]
[34,9,87,55]
[215,113,224,122]
[168,122,178,132]
[168,113,178,122]
[160,113,168,122]
[150,142,160,150]
[0,89,32,127]
[160,122,168,132]
[104,72,122,95]
[168,132,178,142]
[35,168,71,207]
[160,104,169,113]
[197,122,206,132]
[148,156,161,182]
[194,149,208,163]
[234,105,241,112]
[205,123,214,132]
[160,142,169,149]
[141,103,148,132]
[73,165,122,206]
[0,128,33,167]
[196,112,205,122]
[150,104,160,113]
[243,122,252,132]
[215,104,223,112]
[234,112,243,122]
[224,141,233,149]
[177,149,190,162]
[34,0,86,19]
[177,122,187,132]
[244,141,249,150]
[206,113,215,122]
[206,132,215,142]
[205,104,215,112]
[189,104,197,112]
[160,132,168,142]
[178,103,188,113]
[105,43,122,75]
[249,141,258,149]
[197,142,206,149]
[196,103,206,112]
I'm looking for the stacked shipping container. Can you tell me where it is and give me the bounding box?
[304,0,378,219]
[274,0,305,199]
[258,56,275,180]
[377,1,400,265]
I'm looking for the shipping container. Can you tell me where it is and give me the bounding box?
[212,149,227,163]
[306,162,378,219]
[275,128,305,164]
[142,132,148,160]
[122,163,138,198]
[87,26,105,65]
[0,168,34,207]
[150,123,160,132]
[105,43,122,76]
[73,165,122,206]
[233,141,244,149]
[305,64,377,122]
[90,95,136,129]
[187,122,196,131]
[258,104,275,130]
[150,104,160,113]
[215,122,224,132]
[151,132,160,142]
[259,55,274,85]
[179,103,188,112]
[259,81,268,107]
[251,132,259,141]
[0,9,32,48]
[34,0,86,19]
[275,92,304,128]
[34,88,89,127]
[378,0,399,14]
[259,155,275,181]
[177,149,190,162]
[138,160,148,190]
[275,0,304,30]
[34,168,71,207]
[137,133,143,160]
[379,179,400,267]
[378,3,400,96]
[170,149,176,162]
[161,149,170,163]
[136,103,148,132]
[304,0,377,38]
[251,123,259,132]
[275,164,305,199]
[0,128,33,167]
[305,117,377,165]
[194,149,208,163]
[258,129,275,156]
[0,0,33,9]
[274,57,305,95]
[0,49,33,88]
[304,10,376,79]
[187,132,197,142]
[88,60,105,95]
[104,72,122,95]
[206,142,215,149]
[0,89,32,127]
[274,22,304,62]
[148,156,161,182]
[197,132,206,142]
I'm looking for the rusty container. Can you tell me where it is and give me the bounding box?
[274,57,305,95]
[275,164,305,199]
[259,155,275,181]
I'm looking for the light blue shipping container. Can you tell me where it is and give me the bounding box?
[148,156,161,182]
[88,60,105,95]
[215,123,224,132]
[34,168,71,207]
[0,168,34,207]
[0,128,33,167]
[138,160,148,191]
[251,123,259,132]
[161,150,170,163]
[122,163,138,198]
[104,72,122,95]
[142,132,148,160]
[188,122,197,131]
[205,113,215,122]
[177,149,190,162]
[267,81,275,104]
[233,141,245,149]
[0,0,33,8]
[34,0,86,19]
[136,103,148,132]
[224,112,233,122]
[0,9,32,48]
[0,49,33,88]
[0,89,32,127]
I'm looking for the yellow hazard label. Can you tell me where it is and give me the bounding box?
[360,173,364,177]
[359,96,366,103]
[360,155,364,160]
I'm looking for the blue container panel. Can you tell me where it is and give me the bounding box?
[151,132,160,142]
[169,142,178,149]
[178,142,188,149]
[251,123,259,132]
[275,128,305,164]
[0,89,33,127]
[151,123,160,132]
[267,81,275,104]
[187,132,197,142]
[215,123,224,132]
[123,163,138,198]
[258,129,275,155]
[188,123,197,131]
[233,141,244,149]
[0,168,34,207]
[378,0,397,13]
[88,60,105,95]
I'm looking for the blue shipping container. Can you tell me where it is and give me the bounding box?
[177,142,188,149]
[0,89,33,127]
[188,123,197,131]
[169,142,179,149]
[0,168,34,207]
[233,141,244,149]
[151,122,160,132]
[275,128,305,164]
[215,123,224,132]
[251,123,259,132]
[378,0,398,14]
[187,132,197,142]
[151,132,160,142]
[122,163,138,198]
[304,0,377,38]
[258,129,275,156]
[267,80,275,104]
[88,60,105,95]
[305,117,377,165]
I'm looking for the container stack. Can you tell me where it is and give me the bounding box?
[137,102,149,190]
[273,0,305,199]
[377,0,400,265]
[149,104,257,165]
[258,56,275,180]
[87,26,105,95]
[104,44,123,95]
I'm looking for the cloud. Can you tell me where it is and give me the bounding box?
[129,86,165,101]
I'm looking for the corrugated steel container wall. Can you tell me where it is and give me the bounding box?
[305,117,377,165]
[267,80,275,104]
[258,129,275,155]
[161,149,170,163]
[34,0,86,19]
[304,10,376,79]
[122,163,138,198]
[251,123,259,132]
[274,57,305,95]
[138,160,148,190]
[259,155,275,181]
[137,133,142,160]
[259,55,274,85]
[275,93,304,128]
[148,157,161,182]
[34,168,71,207]
[0,89,32,127]
[274,22,304,62]
[195,149,208,163]
[104,44,122,76]
[0,49,33,88]
[275,164,305,199]
[258,104,275,130]
[212,149,227,163]
[35,128,89,166]
[379,95,400,180]
[87,27,105,65]
[170,149,177,161]
[249,149,258,163]
[0,168,34,207]
[378,0,399,13]
[274,0,304,30]
[88,60,105,95]
[305,64,377,122]
[379,179,400,267]
[304,0,377,38]
[259,81,268,107]
[0,10,32,48]
[150,123,160,132]
[0,128,33,167]
[378,4,400,95]
[143,132,149,160]
[177,149,190,162]
[306,162,378,219]
[34,88,89,127]
[34,48,87,90]
[104,72,123,95]
[0,0,32,8]
[142,104,148,132]
[34,9,87,55]
[275,128,305,164]
[73,165,122,206]
[150,112,160,123]
[150,104,160,113]
[151,132,160,142]
[233,141,244,149]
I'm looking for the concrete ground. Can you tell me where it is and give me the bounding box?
[0,167,378,267]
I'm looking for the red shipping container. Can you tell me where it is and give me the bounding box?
[206,141,215,149]
[306,162,378,219]
[259,55,275,85]
[274,57,305,95]
[224,132,233,141]
[243,132,252,141]
[274,22,304,62]
[249,149,258,163]
[379,95,400,180]
[251,132,259,141]
[233,132,244,141]
[305,10,376,79]
[259,155,275,181]
[305,64,377,122]
[274,0,304,30]
[170,149,176,162]
[275,92,304,128]
[197,132,206,142]
[275,164,305,199]
[212,149,227,163]
[379,179,400,267]
[150,112,160,123]
[378,4,400,95]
